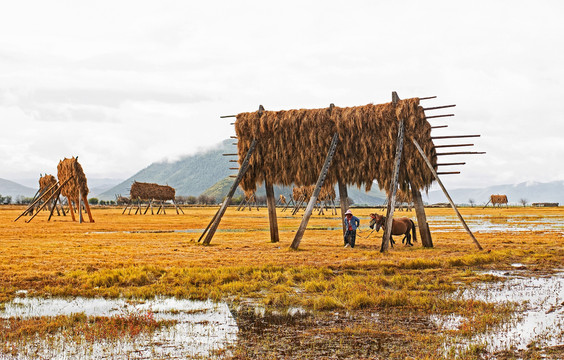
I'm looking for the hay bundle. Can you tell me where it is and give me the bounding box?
[395,188,412,204]
[130,181,175,201]
[235,98,436,195]
[57,157,89,201]
[292,184,336,202]
[39,174,57,198]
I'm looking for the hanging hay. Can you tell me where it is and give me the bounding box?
[292,184,336,202]
[235,98,436,195]
[39,174,58,198]
[130,181,175,201]
[57,157,89,201]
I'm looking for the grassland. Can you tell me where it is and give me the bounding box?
[1,205,563,359]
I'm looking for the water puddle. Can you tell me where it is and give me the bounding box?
[436,270,564,355]
[0,296,238,359]
[428,214,564,233]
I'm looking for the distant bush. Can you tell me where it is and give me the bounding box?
[0,194,12,204]
[88,198,99,205]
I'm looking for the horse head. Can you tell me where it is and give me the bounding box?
[369,213,385,231]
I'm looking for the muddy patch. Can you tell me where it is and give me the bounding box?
[0,296,238,359]
[437,270,564,356]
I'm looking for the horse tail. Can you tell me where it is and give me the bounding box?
[411,219,417,243]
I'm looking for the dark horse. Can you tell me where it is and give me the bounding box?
[369,213,417,247]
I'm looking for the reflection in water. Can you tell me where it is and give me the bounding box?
[0,297,238,359]
[436,270,564,354]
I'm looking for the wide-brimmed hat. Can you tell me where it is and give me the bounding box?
[345,209,353,215]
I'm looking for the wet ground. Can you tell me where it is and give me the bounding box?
[0,296,237,359]
[3,268,562,359]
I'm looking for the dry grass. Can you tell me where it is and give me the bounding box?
[1,205,563,358]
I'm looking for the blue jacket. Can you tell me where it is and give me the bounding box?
[344,215,360,231]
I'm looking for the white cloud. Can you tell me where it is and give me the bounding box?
[0,0,563,189]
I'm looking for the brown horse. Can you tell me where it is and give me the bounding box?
[369,213,417,247]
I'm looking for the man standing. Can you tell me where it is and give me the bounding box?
[344,209,360,248]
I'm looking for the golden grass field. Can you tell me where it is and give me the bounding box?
[1,205,563,359]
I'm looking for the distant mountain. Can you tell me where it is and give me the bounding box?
[0,178,36,198]
[98,140,235,200]
[424,181,564,205]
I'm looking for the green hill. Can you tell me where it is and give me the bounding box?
[98,140,236,200]
[98,138,387,205]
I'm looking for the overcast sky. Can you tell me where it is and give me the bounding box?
[1,1,563,190]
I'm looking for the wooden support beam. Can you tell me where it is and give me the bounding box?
[47,191,61,221]
[78,190,83,223]
[426,114,454,119]
[229,167,239,170]
[434,144,474,148]
[436,151,486,156]
[410,183,433,248]
[24,177,73,223]
[381,91,404,253]
[265,178,280,243]
[432,135,480,139]
[230,136,238,139]
[419,96,437,100]
[82,193,94,222]
[220,115,237,118]
[411,138,483,250]
[229,160,238,162]
[198,207,220,242]
[67,198,76,221]
[290,132,339,250]
[222,153,238,156]
[202,139,257,245]
[423,104,456,111]
[338,180,349,236]
[437,171,461,175]
[431,125,448,129]
[437,162,466,166]
[14,182,60,221]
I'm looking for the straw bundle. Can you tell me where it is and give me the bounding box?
[39,174,57,198]
[235,98,436,195]
[395,188,412,204]
[57,157,89,201]
[130,181,175,201]
[292,184,336,202]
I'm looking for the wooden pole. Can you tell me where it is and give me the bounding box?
[67,198,76,221]
[381,91,404,253]
[198,206,221,242]
[265,178,280,243]
[290,132,339,250]
[82,193,94,222]
[14,182,59,222]
[410,183,433,247]
[24,177,73,223]
[78,190,83,223]
[47,191,61,221]
[202,139,257,245]
[411,138,483,250]
[338,180,349,236]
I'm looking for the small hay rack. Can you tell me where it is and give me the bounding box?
[15,157,94,223]
[122,181,184,215]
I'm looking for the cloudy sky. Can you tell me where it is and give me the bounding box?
[1,1,563,189]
